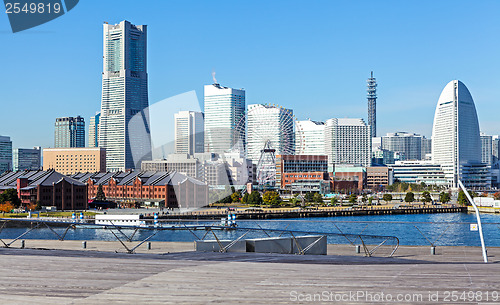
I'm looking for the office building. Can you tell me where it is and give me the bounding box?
[330,165,366,192]
[480,133,493,165]
[246,104,295,161]
[276,155,329,192]
[372,148,395,166]
[142,152,252,186]
[0,136,12,173]
[389,161,448,186]
[381,132,424,161]
[431,80,488,187]
[366,166,393,189]
[367,71,377,137]
[204,83,245,153]
[89,112,100,148]
[99,20,151,171]
[325,118,371,169]
[43,147,106,175]
[174,111,204,155]
[295,119,326,155]
[13,147,41,171]
[54,116,85,148]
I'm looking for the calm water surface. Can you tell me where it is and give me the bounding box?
[2,213,500,246]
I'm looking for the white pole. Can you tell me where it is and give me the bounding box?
[458,180,488,263]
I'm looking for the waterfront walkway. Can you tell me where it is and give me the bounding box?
[1,241,500,304]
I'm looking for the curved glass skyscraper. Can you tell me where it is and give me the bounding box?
[431,80,487,187]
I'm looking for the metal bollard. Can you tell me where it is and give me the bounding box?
[431,246,436,255]
[82,241,87,249]
[355,245,360,253]
[147,242,152,250]
[21,240,25,249]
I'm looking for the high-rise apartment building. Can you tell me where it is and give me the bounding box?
[295,119,326,155]
[99,20,151,171]
[492,136,500,164]
[0,136,12,173]
[381,132,424,161]
[432,80,488,187]
[204,83,245,154]
[89,112,100,148]
[367,71,377,138]
[13,147,41,171]
[174,111,204,155]
[54,116,85,148]
[480,133,493,166]
[246,104,295,162]
[421,138,432,160]
[325,118,371,169]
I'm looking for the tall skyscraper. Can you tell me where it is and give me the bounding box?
[480,133,493,165]
[89,112,100,148]
[174,111,204,155]
[296,119,326,155]
[204,83,245,154]
[99,20,151,171]
[367,71,377,138]
[325,118,371,169]
[246,104,295,162]
[0,136,12,173]
[13,147,41,171]
[432,80,487,187]
[54,116,85,148]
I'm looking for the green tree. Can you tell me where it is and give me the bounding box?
[231,192,241,203]
[0,189,21,208]
[304,192,315,202]
[457,190,469,206]
[361,194,367,204]
[439,192,451,204]
[247,191,263,205]
[330,197,338,205]
[348,194,357,204]
[95,184,106,201]
[313,193,324,203]
[382,194,392,203]
[404,192,415,203]
[421,191,432,204]
[241,193,249,204]
[262,191,282,206]
[368,197,373,205]
[35,200,42,210]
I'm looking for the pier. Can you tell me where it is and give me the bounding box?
[158,205,466,220]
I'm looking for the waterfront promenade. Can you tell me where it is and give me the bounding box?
[2,240,500,304]
[157,204,465,220]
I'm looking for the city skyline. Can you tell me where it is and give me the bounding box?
[1,1,500,149]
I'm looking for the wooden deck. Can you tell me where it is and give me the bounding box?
[1,241,500,304]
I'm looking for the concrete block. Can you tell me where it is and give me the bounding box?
[194,240,246,253]
[246,237,292,254]
[291,235,327,255]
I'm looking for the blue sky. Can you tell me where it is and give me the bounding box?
[1,0,499,148]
